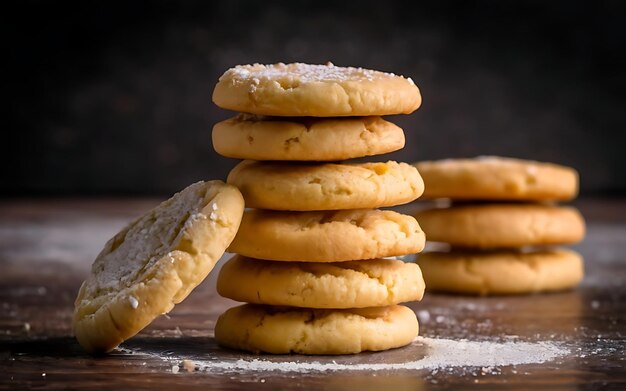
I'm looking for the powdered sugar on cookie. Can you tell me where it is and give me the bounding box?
[221,63,412,84]
[213,62,422,116]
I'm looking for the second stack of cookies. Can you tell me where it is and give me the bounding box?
[414,156,586,295]
[210,63,427,354]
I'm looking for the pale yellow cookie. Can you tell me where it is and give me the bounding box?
[228,209,425,262]
[212,63,421,116]
[73,181,244,353]
[228,160,424,211]
[215,304,418,354]
[217,255,425,308]
[416,156,579,201]
[416,204,585,248]
[212,114,405,161]
[416,249,584,295]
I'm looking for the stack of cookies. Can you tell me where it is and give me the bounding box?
[210,63,427,354]
[414,156,586,295]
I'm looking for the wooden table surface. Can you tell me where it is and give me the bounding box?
[1,198,625,390]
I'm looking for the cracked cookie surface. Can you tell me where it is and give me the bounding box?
[217,255,425,308]
[228,209,425,262]
[212,115,404,161]
[228,160,424,211]
[212,62,421,116]
[215,304,418,354]
[416,249,584,295]
[73,181,244,353]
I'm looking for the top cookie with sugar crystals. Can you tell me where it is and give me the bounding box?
[212,63,422,117]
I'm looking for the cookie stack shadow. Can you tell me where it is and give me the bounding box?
[414,157,586,296]
[210,63,427,354]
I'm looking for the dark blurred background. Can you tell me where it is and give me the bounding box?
[3,0,625,197]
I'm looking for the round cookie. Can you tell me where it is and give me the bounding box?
[215,304,419,354]
[212,62,421,117]
[212,114,405,161]
[73,181,244,353]
[217,255,425,308]
[228,160,424,211]
[416,156,579,201]
[416,249,584,295]
[416,204,585,248]
[228,209,425,262]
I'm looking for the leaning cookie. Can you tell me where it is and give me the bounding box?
[217,255,425,308]
[228,160,424,211]
[416,249,584,295]
[215,304,419,354]
[212,62,421,117]
[416,156,579,201]
[73,181,244,353]
[212,115,405,161]
[228,209,425,262]
[416,204,585,248]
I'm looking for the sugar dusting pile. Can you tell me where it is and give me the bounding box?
[161,337,567,374]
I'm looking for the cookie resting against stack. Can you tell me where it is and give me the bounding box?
[413,157,585,295]
[73,181,245,353]
[212,63,427,354]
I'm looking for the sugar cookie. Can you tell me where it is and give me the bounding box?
[416,156,578,201]
[215,304,419,354]
[416,204,585,248]
[212,63,421,116]
[228,209,425,262]
[73,181,244,353]
[416,249,584,295]
[212,114,404,161]
[217,255,425,308]
[228,160,424,211]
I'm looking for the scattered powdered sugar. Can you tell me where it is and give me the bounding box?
[185,209,219,226]
[249,78,260,93]
[222,63,412,84]
[184,212,208,230]
[162,337,567,374]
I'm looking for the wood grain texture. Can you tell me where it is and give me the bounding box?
[1,198,625,390]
